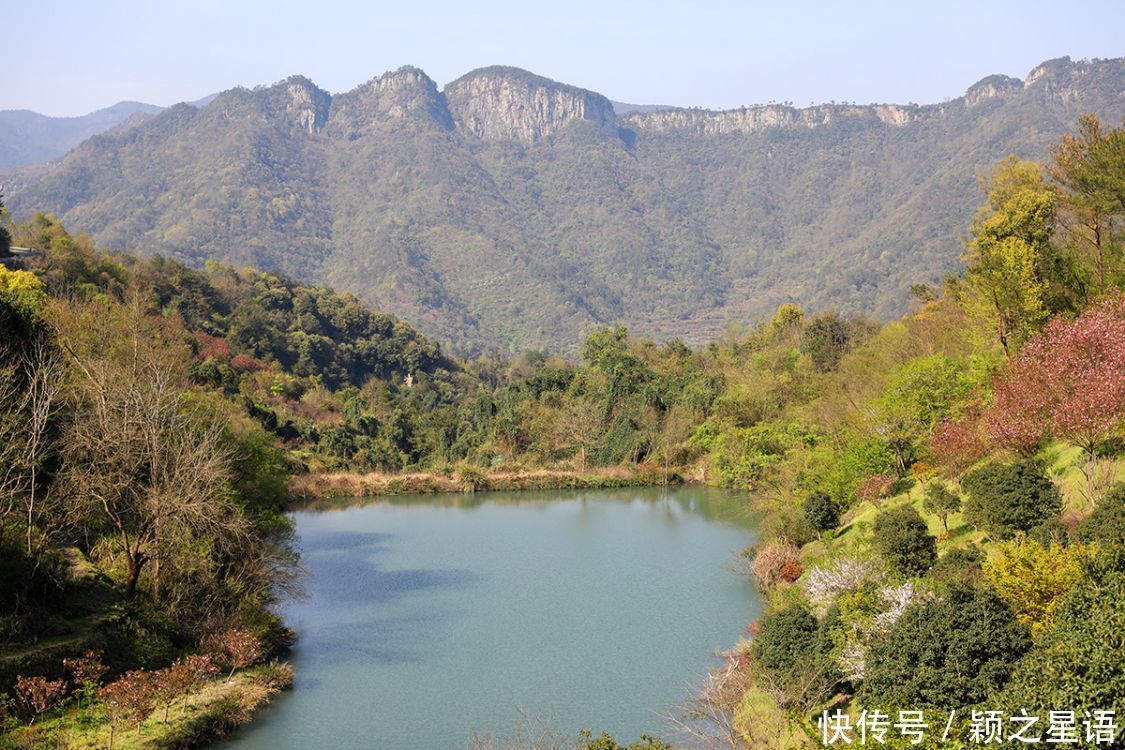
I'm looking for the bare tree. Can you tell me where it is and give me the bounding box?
[59,307,251,599]
[0,335,66,559]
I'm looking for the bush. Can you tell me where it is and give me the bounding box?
[962,459,1063,539]
[1075,482,1125,547]
[999,565,1125,712]
[983,535,1092,638]
[872,506,937,576]
[750,603,837,708]
[861,583,1031,708]
[930,545,984,585]
[749,543,801,590]
[803,491,840,534]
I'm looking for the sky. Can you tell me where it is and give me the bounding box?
[5,0,1124,117]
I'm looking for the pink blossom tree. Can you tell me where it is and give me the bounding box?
[986,293,1125,455]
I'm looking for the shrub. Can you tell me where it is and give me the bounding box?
[861,584,1031,708]
[984,535,1093,639]
[872,506,937,576]
[803,491,840,534]
[778,559,804,583]
[1075,483,1125,547]
[999,566,1125,712]
[750,603,838,709]
[962,459,1062,539]
[930,545,984,585]
[749,543,801,590]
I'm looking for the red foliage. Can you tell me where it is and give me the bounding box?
[230,353,266,372]
[13,675,68,721]
[929,400,990,477]
[99,669,158,728]
[63,650,107,690]
[986,293,1125,454]
[778,559,805,583]
[855,474,896,505]
[193,331,231,361]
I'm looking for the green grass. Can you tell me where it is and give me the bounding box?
[2,663,292,750]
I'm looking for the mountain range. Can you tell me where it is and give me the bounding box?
[4,56,1123,353]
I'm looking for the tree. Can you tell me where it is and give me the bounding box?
[871,354,968,472]
[962,459,1063,539]
[63,650,107,707]
[12,675,67,725]
[999,564,1125,715]
[922,481,961,533]
[58,303,251,599]
[1049,115,1125,293]
[962,156,1069,356]
[984,292,1125,455]
[98,670,158,749]
[0,188,11,258]
[203,627,263,680]
[983,535,1093,639]
[861,584,1031,708]
[803,491,840,535]
[872,506,937,576]
[800,312,852,372]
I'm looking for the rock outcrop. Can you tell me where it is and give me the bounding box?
[328,66,453,136]
[443,66,618,143]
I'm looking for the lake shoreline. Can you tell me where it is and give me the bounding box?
[290,465,696,502]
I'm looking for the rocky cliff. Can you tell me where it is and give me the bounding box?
[444,66,618,142]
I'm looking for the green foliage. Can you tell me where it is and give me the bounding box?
[922,481,962,532]
[872,506,937,576]
[861,583,1031,708]
[710,425,787,489]
[750,603,838,708]
[578,729,671,750]
[1074,483,1125,548]
[962,459,1063,539]
[803,491,840,534]
[998,558,1125,713]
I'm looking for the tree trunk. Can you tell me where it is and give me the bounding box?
[125,552,146,598]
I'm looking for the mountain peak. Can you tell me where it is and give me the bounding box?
[443,66,617,143]
[329,66,452,134]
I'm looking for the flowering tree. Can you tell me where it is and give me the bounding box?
[929,400,990,477]
[854,474,896,507]
[99,670,157,749]
[152,653,219,722]
[986,292,1125,455]
[204,628,264,680]
[804,555,884,615]
[63,650,107,707]
[12,675,67,725]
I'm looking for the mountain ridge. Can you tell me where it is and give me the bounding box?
[5,56,1123,353]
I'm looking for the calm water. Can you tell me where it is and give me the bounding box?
[218,487,760,749]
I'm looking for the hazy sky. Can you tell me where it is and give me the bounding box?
[6,0,1123,116]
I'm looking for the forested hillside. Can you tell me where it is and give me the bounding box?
[7,57,1122,353]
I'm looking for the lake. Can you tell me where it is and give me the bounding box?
[217,486,760,749]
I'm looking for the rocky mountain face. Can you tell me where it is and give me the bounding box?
[6,56,1124,353]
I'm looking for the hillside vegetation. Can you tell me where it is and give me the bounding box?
[0,114,1122,748]
[7,57,1123,353]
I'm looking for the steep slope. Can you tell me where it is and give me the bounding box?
[7,56,1124,352]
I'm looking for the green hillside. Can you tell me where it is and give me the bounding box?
[7,57,1124,353]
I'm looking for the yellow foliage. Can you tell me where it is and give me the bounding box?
[983,535,1095,639]
[0,265,48,314]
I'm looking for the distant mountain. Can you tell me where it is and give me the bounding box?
[0,101,162,170]
[0,94,222,170]
[7,57,1124,353]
